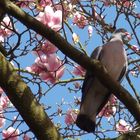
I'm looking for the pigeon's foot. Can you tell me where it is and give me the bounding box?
[76,114,95,133]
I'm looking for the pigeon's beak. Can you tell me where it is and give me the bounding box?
[125,32,132,41]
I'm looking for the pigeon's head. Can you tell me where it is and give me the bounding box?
[113,28,132,43]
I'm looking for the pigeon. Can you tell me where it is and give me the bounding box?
[76,28,131,132]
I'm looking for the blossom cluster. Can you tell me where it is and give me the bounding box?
[0,0,139,138]
[116,119,132,133]
[0,87,31,140]
[0,16,13,42]
[65,109,78,126]
[98,95,117,118]
[26,41,65,84]
[0,88,10,129]
[101,0,136,8]
[98,95,132,133]
[36,6,62,31]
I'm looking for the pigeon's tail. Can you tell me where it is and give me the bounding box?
[76,114,95,133]
[76,78,110,133]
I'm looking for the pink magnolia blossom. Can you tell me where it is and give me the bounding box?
[33,41,58,56]
[0,36,4,42]
[0,95,10,109]
[23,134,31,140]
[72,33,79,44]
[36,6,62,31]
[57,107,62,116]
[102,0,113,6]
[98,105,116,118]
[38,0,52,8]
[65,109,78,125]
[131,45,139,51]
[130,70,137,77]
[73,65,85,77]
[0,87,4,95]
[26,54,65,84]
[136,13,140,19]
[0,113,5,128]
[0,16,13,37]
[73,82,81,89]
[73,12,88,28]
[88,26,93,37]
[116,119,132,133]
[55,3,76,19]
[101,0,136,8]
[26,63,43,74]
[116,0,136,8]
[98,95,117,118]
[121,0,135,8]
[16,0,35,8]
[109,95,117,104]
[2,127,19,140]
[39,55,65,83]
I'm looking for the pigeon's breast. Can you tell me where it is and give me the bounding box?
[101,41,127,80]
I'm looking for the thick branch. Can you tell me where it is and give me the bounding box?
[0,53,63,140]
[101,128,140,140]
[0,0,140,130]
[0,9,7,56]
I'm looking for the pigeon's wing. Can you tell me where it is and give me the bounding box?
[76,46,104,132]
[76,29,129,133]
[81,46,103,103]
[118,62,128,82]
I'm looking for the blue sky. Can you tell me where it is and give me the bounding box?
[1,1,140,139]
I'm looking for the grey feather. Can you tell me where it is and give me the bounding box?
[76,28,129,133]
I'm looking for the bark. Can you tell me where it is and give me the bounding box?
[0,0,139,124]
[0,51,63,140]
[102,127,140,140]
[0,0,140,139]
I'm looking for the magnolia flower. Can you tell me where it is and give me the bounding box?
[109,95,117,105]
[73,12,88,28]
[33,41,58,56]
[16,0,35,8]
[65,109,78,125]
[0,113,5,128]
[131,45,139,51]
[26,54,65,84]
[38,0,52,8]
[121,0,136,8]
[136,13,140,19]
[115,0,136,9]
[130,70,137,77]
[0,87,4,95]
[72,33,79,44]
[102,0,113,6]
[0,95,10,110]
[23,134,31,140]
[0,16,13,37]
[0,36,4,42]
[2,127,19,140]
[98,95,117,118]
[73,65,85,77]
[88,25,93,37]
[55,3,76,18]
[73,82,81,89]
[98,105,116,118]
[116,119,132,133]
[36,6,62,31]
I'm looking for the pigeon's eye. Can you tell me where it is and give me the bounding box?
[124,32,132,41]
[122,32,132,43]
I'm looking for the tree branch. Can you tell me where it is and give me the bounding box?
[0,0,140,134]
[101,128,140,140]
[0,51,63,140]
